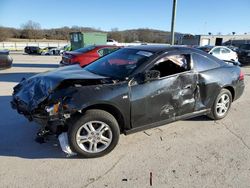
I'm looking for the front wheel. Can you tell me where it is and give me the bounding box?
[208,89,232,120]
[68,109,120,158]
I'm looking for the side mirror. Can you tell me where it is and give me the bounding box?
[209,52,213,55]
[132,73,145,84]
[132,70,160,85]
[144,70,160,81]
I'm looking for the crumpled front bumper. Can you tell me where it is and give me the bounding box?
[11,94,68,132]
[11,96,33,120]
[11,76,57,122]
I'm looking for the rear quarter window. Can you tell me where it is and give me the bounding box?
[192,53,221,72]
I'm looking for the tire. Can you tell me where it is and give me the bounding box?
[208,88,232,120]
[68,109,120,158]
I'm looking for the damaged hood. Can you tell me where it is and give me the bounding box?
[34,64,107,81]
[13,65,108,110]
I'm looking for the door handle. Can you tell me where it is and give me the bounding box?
[184,84,192,89]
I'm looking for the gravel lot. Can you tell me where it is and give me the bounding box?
[0,53,250,188]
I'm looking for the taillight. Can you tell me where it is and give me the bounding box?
[239,70,244,81]
[70,56,78,63]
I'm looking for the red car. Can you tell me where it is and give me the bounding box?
[60,45,121,67]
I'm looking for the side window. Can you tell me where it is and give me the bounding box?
[221,48,230,54]
[211,48,221,55]
[98,49,104,56]
[150,54,190,78]
[192,53,220,72]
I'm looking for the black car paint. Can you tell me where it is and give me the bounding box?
[238,44,250,64]
[24,46,41,55]
[130,70,197,128]
[11,46,244,135]
[13,65,109,112]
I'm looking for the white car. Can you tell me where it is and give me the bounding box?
[41,47,60,55]
[198,46,238,62]
[107,39,118,46]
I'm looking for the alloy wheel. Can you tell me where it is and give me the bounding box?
[76,121,113,153]
[216,94,230,117]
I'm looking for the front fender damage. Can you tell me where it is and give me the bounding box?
[12,78,119,156]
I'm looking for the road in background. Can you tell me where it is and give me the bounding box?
[0,54,250,188]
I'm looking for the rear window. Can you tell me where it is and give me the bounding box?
[192,53,221,72]
[74,45,95,53]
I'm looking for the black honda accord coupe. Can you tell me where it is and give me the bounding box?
[11,45,245,158]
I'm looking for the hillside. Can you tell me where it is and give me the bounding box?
[0,26,185,43]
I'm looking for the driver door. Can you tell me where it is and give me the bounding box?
[130,52,198,128]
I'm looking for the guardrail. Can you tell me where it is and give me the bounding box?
[0,42,69,51]
[0,42,170,51]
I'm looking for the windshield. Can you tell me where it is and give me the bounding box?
[84,48,154,79]
[74,45,95,53]
[240,44,250,50]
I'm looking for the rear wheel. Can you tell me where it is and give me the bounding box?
[68,109,120,158]
[208,89,232,120]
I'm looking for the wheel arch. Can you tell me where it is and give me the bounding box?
[223,85,235,101]
[81,103,126,133]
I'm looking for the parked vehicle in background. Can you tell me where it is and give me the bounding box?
[60,45,121,67]
[237,44,250,64]
[0,50,13,69]
[197,46,238,62]
[59,45,71,55]
[40,47,58,55]
[107,39,118,45]
[24,46,41,55]
[12,45,244,158]
[49,48,61,55]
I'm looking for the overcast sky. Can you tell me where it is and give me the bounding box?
[0,0,250,35]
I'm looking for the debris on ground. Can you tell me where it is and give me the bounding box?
[58,132,77,157]
[150,172,152,186]
[143,131,151,136]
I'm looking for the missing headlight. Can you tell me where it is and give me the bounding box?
[45,102,60,116]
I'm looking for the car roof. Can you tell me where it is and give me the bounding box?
[198,45,214,49]
[125,45,192,53]
[93,45,121,48]
[126,45,226,65]
[213,46,231,49]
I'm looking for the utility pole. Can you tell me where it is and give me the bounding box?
[170,0,177,45]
